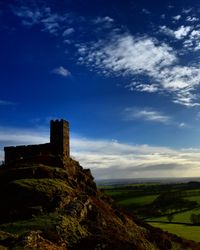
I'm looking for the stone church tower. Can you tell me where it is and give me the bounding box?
[50,119,70,157]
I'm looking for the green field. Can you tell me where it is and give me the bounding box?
[150,222,200,242]
[101,182,200,243]
[147,207,200,224]
[187,195,200,204]
[117,194,158,207]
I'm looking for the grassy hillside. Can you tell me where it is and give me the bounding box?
[1,159,199,249]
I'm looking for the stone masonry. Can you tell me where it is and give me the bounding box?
[4,119,70,165]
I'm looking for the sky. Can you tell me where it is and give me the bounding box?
[1,0,200,179]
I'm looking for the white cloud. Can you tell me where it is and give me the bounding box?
[62,28,75,36]
[52,66,71,77]
[159,66,200,106]
[124,107,171,124]
[12,4,200,107]
[168,5,174,9]
[159,25,175,37]
[134,83,159,93]
[159,25,192,40]
[186,16,199,22]
[63,39,72,45]
[93,16,114,24]
[160,14,166,19]
[172,15,181,21]
[174,25,191,39]
[142,9,151,15]
[183,29,200,51]
[78,31,200,107]
[182,8,192,14]
[78,34,176,76]
[161,66,200,89]
[179,122,186,128]
[190,30,200,39]
[41,14,61,35]
[12,5,70,36]
[12,6,42,26]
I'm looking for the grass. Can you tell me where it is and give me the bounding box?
[12,178,72,196]
[0,214,57,235]
[0,213,88,247]
[117,195,158,207]
[147,207,200,224]
[104,189,158,209]
[149,222,200,243]
[103,183,200,243]
[186,195,200,204]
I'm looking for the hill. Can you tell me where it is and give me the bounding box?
[0,155,199,249]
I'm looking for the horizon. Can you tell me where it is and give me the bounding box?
[1,0,200,179]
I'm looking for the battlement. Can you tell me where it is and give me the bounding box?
[4,119,70,165]
[50,119,69,157]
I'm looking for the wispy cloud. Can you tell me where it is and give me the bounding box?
[183,29,200,51]
[11,3,200,107]
[161,14,166,19]
[159,14,200,52]
[182,8,193,14]
[62,28,75,36]
[174,25,191,39]
[52,66,71,77]
[124,107,171,124]
[159,25,175,37]
[78,34,176,76]
[159,25,191,40]
[41,13,61,35]
[172,15,181,21]
[77,31,200,107]
[142,8,151,15]
[0,100,16,106]
[11,5,70,36]
[93,16,114,24]
[127,83,159,93]
[186,16,199,22]
[12,6,42,26]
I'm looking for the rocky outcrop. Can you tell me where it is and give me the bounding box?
[0,156,199,249]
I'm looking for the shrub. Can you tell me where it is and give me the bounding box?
[190,213,200,225]
[167,213,174,223]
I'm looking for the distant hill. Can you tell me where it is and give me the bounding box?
[0,155,199,249]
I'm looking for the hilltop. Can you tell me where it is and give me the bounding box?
[0,155,199,249]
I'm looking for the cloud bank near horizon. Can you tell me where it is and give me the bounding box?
[0,126,200,179]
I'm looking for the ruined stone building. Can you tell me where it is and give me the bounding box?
[4,119,70,165]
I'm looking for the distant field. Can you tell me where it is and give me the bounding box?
[117,195,158,207]
[147,208,200,225]
[103,182,200,243]
[147,207,200,224]
[150,222,200,243]
[187,195,200,204]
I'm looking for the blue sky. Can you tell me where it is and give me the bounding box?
[1,0,200,179]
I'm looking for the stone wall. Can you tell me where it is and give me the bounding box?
[4,143,52,165]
